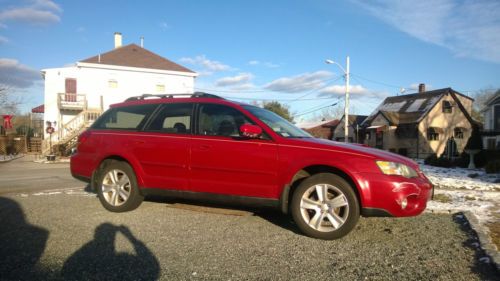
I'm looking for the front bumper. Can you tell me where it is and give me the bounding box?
[354,172,433,217]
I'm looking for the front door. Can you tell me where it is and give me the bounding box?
[189,103,279,198]
[376,131,383,149]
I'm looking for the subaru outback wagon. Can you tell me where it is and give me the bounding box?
[71,93,433,239]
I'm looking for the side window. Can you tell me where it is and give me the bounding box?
[93,104,158,130]
[145,103,193,134]
[198,104,253,137]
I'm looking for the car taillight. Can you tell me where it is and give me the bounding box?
[77,130,91,145]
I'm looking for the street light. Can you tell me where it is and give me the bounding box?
[326,56,350,143]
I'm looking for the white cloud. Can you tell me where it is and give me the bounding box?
[0,0,62,25]
[0,23,6,29]
[179,55,232,75]
[215,73,253,87]
[353,0,500,63]
[229,83,257,91]
[319,84,387,99]
[0,36,8,44]
[264,71,334,93]
[32,0,62,12]
[0,58,41,88]
[248,60,280,68]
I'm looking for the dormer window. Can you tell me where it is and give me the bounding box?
[442,100,452,113]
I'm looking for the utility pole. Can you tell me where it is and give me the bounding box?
[344,56,350,143]
[325,56,350,143]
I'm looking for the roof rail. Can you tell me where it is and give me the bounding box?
[124,92,223,102]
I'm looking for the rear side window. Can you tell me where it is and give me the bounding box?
[93,104,158,130]
[145,103,193,134]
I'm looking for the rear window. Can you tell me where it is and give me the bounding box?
[92,104,158,130]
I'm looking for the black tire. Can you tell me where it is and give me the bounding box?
[96,160,144,212]
[290,173,360,240]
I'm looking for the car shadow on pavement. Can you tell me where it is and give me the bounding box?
[452,212,499,279]
[145,195,303,235]
[0,197,49,280]
[61,223,160,281]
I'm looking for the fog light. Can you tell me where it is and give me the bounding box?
[401,198,408,209]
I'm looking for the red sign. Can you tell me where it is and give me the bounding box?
[46,127,54,134]
[2,115,13,129]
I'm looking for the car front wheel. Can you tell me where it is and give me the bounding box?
[96,160,144,212]
[291,173,360,240]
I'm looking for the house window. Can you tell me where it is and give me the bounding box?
[454,127,464,139]
[442,100,453,113]
[156,84,165,93]
[427,127,440,141]
[108,79,118,88]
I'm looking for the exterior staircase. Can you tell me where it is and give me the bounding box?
[43,109,102,156]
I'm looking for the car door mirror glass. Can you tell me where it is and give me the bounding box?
[240,124,262,139]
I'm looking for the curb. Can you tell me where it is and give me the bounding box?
[462,211,500,272]
[427,209,499,272]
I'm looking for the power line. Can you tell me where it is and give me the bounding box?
[286,76,344,104]
[350,73,403,89]
[293,102,340,117]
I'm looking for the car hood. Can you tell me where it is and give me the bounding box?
[283,137,419,169]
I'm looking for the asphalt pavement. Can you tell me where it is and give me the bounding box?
[0,157,498,280]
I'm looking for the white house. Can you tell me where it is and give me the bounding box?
[481,91,500,150]
[41,33,197,149]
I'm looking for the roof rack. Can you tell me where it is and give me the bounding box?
[124,92,223,102]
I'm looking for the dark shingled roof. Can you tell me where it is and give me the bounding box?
[80,44,195,73]
[362,88,474,127]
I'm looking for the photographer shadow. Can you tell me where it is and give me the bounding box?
[62,223,160,281]
[0,197,49,280]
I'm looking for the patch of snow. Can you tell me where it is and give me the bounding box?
[421,164,500,191]
[421,163,500,242]
[405,99,425,112]
[379,101,407,112]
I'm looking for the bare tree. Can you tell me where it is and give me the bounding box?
[471,88,498,123]
[0,86,21,115]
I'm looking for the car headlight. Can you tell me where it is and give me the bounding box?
[376,161,418,178]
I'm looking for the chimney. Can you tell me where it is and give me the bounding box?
[114,32,122,48]
[418,83,426,93]
[140,36,144,48]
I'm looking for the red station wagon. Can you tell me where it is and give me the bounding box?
[71,93,433,239]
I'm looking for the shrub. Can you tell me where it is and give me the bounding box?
[485,160,500,174]
[424,153,452,168]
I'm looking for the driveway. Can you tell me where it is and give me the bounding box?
[0,157,498,280]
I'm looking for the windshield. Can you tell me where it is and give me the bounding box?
[243,105,312,138]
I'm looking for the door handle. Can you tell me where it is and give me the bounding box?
[199,145,211,150]
[134,140,145,145]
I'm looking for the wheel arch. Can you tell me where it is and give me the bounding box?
[280,164,362,214]
[92,154,145,191]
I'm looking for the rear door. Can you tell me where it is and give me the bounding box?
[134,103,193,190]
[189,103,279,198]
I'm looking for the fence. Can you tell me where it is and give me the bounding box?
[0,135,27,155]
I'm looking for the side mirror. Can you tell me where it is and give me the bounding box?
[240,124,262,139]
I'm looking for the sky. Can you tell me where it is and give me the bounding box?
[1,0,499,121]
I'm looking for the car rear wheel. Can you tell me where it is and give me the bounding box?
[96,160,144,212]
[291,173,360,240]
